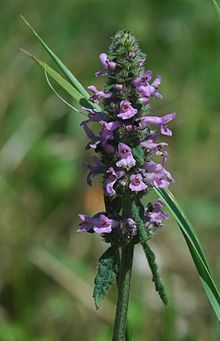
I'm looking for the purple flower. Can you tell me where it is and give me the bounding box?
[100,120,121,143]
[117,100,137,120]
[83,119,117,153]
[84,156,106,186]
[144,199,168,227]
[143,161,174,188]
[116,143,136,169]
[139,112,176,136]
[137,75,162,101]
[81,108,108,127]
[88,85,112,103]
[141,136,168,165]
[99,53,116,70]
[101,143,115,154]
[83,124,100,150]
[104,167,125,196]
[77,214,98,232]
[129,173,147,192]
[133,70,153,87]
[78,213,119,233]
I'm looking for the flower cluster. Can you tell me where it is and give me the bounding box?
[77,31,175,243]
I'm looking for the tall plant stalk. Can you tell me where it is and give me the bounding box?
[113,243,134,340]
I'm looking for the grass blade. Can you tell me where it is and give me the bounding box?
[210,0,220,20]
[20,49,83,102]
[154,187,220,321]
[21,15,90,98]
[20,49,96,111]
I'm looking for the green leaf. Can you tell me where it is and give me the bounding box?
[210,0,220,20]
[20,49,94,112]
[154,187,220,321]
[131,197,150,244]
[93,246,119,309]
[20,49,83,101]
[132,146,145,166]
[142,242,168,305]
[20,15,89,98]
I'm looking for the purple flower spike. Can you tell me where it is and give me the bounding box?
[104,167,125,196]
[129,173,147,192]
[88,85,112,103]
[116,143,136,169]
[78,213,119,234]
[145,199,168,228]
[117,100,137,120]
[140,112,176,136]
[99,53,116,70]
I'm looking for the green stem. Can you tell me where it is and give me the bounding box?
[113,242,134,341]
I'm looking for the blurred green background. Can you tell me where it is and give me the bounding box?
[0,0,219,340]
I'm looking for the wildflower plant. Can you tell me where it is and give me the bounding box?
[21,16,220,340]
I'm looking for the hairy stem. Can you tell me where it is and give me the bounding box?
[113,242,134,341]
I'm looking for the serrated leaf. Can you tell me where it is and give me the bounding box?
[93,246,119,309]
[154,187,220,321]
[142,242,168,305]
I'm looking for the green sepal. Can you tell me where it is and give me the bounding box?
[132,145,145,166]
[93,246,119,309]
[142,242,168,305]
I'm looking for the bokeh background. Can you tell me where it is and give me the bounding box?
[0,1,220,340]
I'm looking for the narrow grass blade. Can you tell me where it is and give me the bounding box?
[20,49,83,103]
[20,15,90,98]
[211,0,220,20]
[154,187,220,321]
